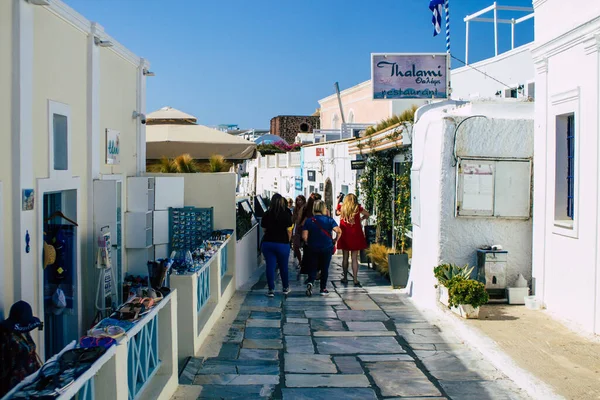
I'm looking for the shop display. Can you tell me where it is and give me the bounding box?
[171,230,233,275]
[169,206,214,252]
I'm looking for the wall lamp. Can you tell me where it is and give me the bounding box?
[27,0,50,5]
[143,69,155,77]
[94,37,113,48]
[133,111,146,124]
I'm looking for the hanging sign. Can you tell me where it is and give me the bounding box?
[316,148,325,157]
[307,170,316,182]
[351,160,366,170]
[106,129,121,165]
[372,53,449,100]
[295,177,302,191]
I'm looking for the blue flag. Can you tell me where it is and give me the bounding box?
[430,0,444,37]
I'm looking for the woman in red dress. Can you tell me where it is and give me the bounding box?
[335,193,370,286]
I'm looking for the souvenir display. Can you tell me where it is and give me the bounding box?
[169,206,214,251]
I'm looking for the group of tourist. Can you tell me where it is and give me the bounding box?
[260,191,370,297]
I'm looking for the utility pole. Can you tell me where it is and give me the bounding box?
[334,82,346,125]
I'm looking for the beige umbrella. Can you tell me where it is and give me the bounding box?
[146,123,257,160]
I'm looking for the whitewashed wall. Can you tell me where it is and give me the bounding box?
[451,44,535,101]
[531,0,600,334]
[409,101,534,307]
[302,141,358,202]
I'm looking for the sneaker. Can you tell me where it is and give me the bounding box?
[266,290,275,298]
[283,287,291,295]
[320,288,329,296]
[306,282,313,297]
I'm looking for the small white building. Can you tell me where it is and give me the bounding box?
[302,140,359,210]
[409,100,534,308]
[531,0,600,335]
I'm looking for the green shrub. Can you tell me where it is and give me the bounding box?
[433,263,474,288]
[448,279,489,308]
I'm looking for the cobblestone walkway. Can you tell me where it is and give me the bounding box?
[174,256,530,399]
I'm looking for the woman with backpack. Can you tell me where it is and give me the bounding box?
[302,200,342,296]
[261,193,293,297]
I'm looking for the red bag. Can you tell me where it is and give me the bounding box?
[311,217,337,255]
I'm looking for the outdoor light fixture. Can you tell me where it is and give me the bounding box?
[132,111,146,124]
[495,90,502,97]
[143,69,155,77]
[94,37,113,48]
[27,0,50,6]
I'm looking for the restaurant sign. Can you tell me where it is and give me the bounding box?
[372,53,449,100]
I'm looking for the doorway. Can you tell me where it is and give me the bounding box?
[324,178,333,214]
[42,190,79,359]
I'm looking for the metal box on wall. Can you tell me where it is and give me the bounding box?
[476,249,508,301]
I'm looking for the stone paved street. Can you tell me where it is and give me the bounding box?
[173,256,531,399]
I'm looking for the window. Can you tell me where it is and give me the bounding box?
[527,82,535,100]
[332,114,339,130]
[53,114,68,170]
[347,110,355,124]
[48,100,71,178]
[504,87,518,98]
[299,123,309,132]
[555,114,575,223]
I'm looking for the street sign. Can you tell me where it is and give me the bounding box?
[351,160,366,170]
[316,148,324,156]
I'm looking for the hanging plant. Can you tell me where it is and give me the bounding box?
[394,148,412,253]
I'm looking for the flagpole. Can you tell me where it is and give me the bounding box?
[445,0,450,54]
[445,0,452,96]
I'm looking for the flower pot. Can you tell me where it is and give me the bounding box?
[388,253,409,289]
[438,285,449,306]
[451,304,480,319]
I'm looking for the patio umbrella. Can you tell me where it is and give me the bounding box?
[146,124,256,160]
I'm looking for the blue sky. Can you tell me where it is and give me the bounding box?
[63,0,534,128]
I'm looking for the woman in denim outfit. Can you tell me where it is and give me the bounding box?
[261,193,293,297]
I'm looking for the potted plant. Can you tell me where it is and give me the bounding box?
[448,277,489,319]
[434,264,474,306]
[388,163,411,289]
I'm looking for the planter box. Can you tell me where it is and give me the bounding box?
[438,285,449,306]
[507,287,529,305]
[451,304,480,319]
[388,253,409,288]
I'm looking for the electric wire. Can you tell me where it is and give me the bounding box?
[451,55,514,90]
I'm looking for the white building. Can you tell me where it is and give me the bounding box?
[0,0,151,360]
[531,0,600,335]
[302,140,359,210]
[409,100,534,307]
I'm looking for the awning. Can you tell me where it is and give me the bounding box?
[348,122,412,155]
[146,124,257,160]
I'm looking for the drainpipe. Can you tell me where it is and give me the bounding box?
[136,59,149,176]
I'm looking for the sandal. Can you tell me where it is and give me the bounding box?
[114,303,144,321]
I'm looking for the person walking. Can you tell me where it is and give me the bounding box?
[261,193,293,297]
[298,193,318,280]
[291,195,306,268]
[335,193,370,286]
[302,200,342,296]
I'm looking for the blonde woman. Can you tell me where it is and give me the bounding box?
[335,193,370,286]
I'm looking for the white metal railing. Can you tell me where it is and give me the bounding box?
[277,153,288,167]
[290,152,301,166]
[312,123,374,143]
[464,3,534,64]
[267,155,276,168]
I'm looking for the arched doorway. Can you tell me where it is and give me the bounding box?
[324,178,333,214]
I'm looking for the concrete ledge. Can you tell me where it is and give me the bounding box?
[408,297,563,400]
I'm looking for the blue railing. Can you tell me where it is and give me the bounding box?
[220,243,228,277]
[197,265,211,312]
[127,314,160,400]
[77,377,95,400]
